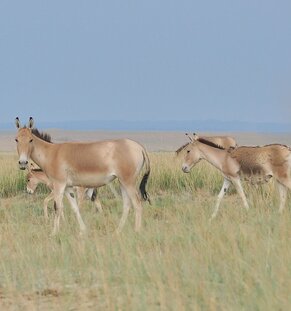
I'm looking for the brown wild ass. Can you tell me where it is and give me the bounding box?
[177,133,291,218]
[15,117,151,235]
[26,166,104,218]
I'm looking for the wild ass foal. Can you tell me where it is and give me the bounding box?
[177,133,291,218]
[15,117,151,235]
[26,166,104,218]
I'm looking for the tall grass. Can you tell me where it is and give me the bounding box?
[0,152,290,310]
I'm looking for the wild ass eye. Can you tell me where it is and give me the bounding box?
[15,138,18,142]
[187,150,190,153]
[29,139,33,143]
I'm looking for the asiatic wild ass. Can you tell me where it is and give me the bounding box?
[26,167,104,218]
[15,117,151,234]
[177,133,291,218]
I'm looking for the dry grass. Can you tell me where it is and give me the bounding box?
[0,152,290,310]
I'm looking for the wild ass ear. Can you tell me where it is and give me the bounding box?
[15,117,21,129]
[193,133,199,140]
[28,117,34,129]
[185,133,193,142]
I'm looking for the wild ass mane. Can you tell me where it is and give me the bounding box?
[32,128,52,143]
[176,138,225,155]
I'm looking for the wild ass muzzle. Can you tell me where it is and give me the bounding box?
[15,117,151,235]
[177,133,291,218]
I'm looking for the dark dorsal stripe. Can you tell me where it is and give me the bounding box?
[197,137,225,150]
[32,128,52,143]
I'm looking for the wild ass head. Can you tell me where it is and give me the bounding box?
[15,117,34,170]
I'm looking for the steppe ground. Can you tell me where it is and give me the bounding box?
[0,130,290,310]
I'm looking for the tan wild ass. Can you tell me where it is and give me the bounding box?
[26,167,104,218]
[177,133,291,218]
[15,117,151,234]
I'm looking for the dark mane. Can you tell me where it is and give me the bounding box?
[197,138,225,150]
[176,142,191,154]
[32,128,52,143]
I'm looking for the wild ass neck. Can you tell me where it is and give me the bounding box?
[198,142,227,171]
[30,135,54,171]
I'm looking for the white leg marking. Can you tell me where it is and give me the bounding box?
[232,177,249,210]
[211,178,231,219]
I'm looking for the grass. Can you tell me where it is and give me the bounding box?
[0,152,290,310]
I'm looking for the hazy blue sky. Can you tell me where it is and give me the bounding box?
[1,0,291,126]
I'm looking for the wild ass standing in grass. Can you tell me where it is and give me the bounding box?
[177,133,291,218]
[26,166,105,218]
[15,117,151,235]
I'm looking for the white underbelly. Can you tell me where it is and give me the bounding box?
[67,172,116,188]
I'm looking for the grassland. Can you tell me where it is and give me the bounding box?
[0,152,290,310]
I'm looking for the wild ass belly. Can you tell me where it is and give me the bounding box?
[66,170,116,188]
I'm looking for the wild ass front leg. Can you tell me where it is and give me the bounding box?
[231,177,250,211]
[65,189,86,233]
[52,186,65,235]
[116,185,132,233]
[211,178,231,219]
[43,192,54,219]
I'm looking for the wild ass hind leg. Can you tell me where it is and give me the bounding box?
[65,189,86,234]
[274,166,291,213]
[231,177,250,211]
[211,178,231,219]
[116,185,132,233]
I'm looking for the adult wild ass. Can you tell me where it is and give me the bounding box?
[26,166,104,218]
[177,133,291,218]
[15,117,151,234]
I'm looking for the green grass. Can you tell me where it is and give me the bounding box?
[0,152,290,310]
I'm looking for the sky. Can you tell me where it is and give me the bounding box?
[1,0,291,129]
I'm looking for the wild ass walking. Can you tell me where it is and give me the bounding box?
[26,166,105,218]
[15,117,151,234]
[177,133,291,218]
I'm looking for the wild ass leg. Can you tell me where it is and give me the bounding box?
[211,178,231,219]
[43,192,54,219]
[124,185,143,232]
[86,188,103,213]
[76,187,85,209]
[231,177,250,210]
[277,183,287,213]
[94,197,103,213]
[65,189,86,233]
[52,185,66,235]
[116,185,132,233]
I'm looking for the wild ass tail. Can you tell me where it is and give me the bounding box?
[139,148,151,204]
